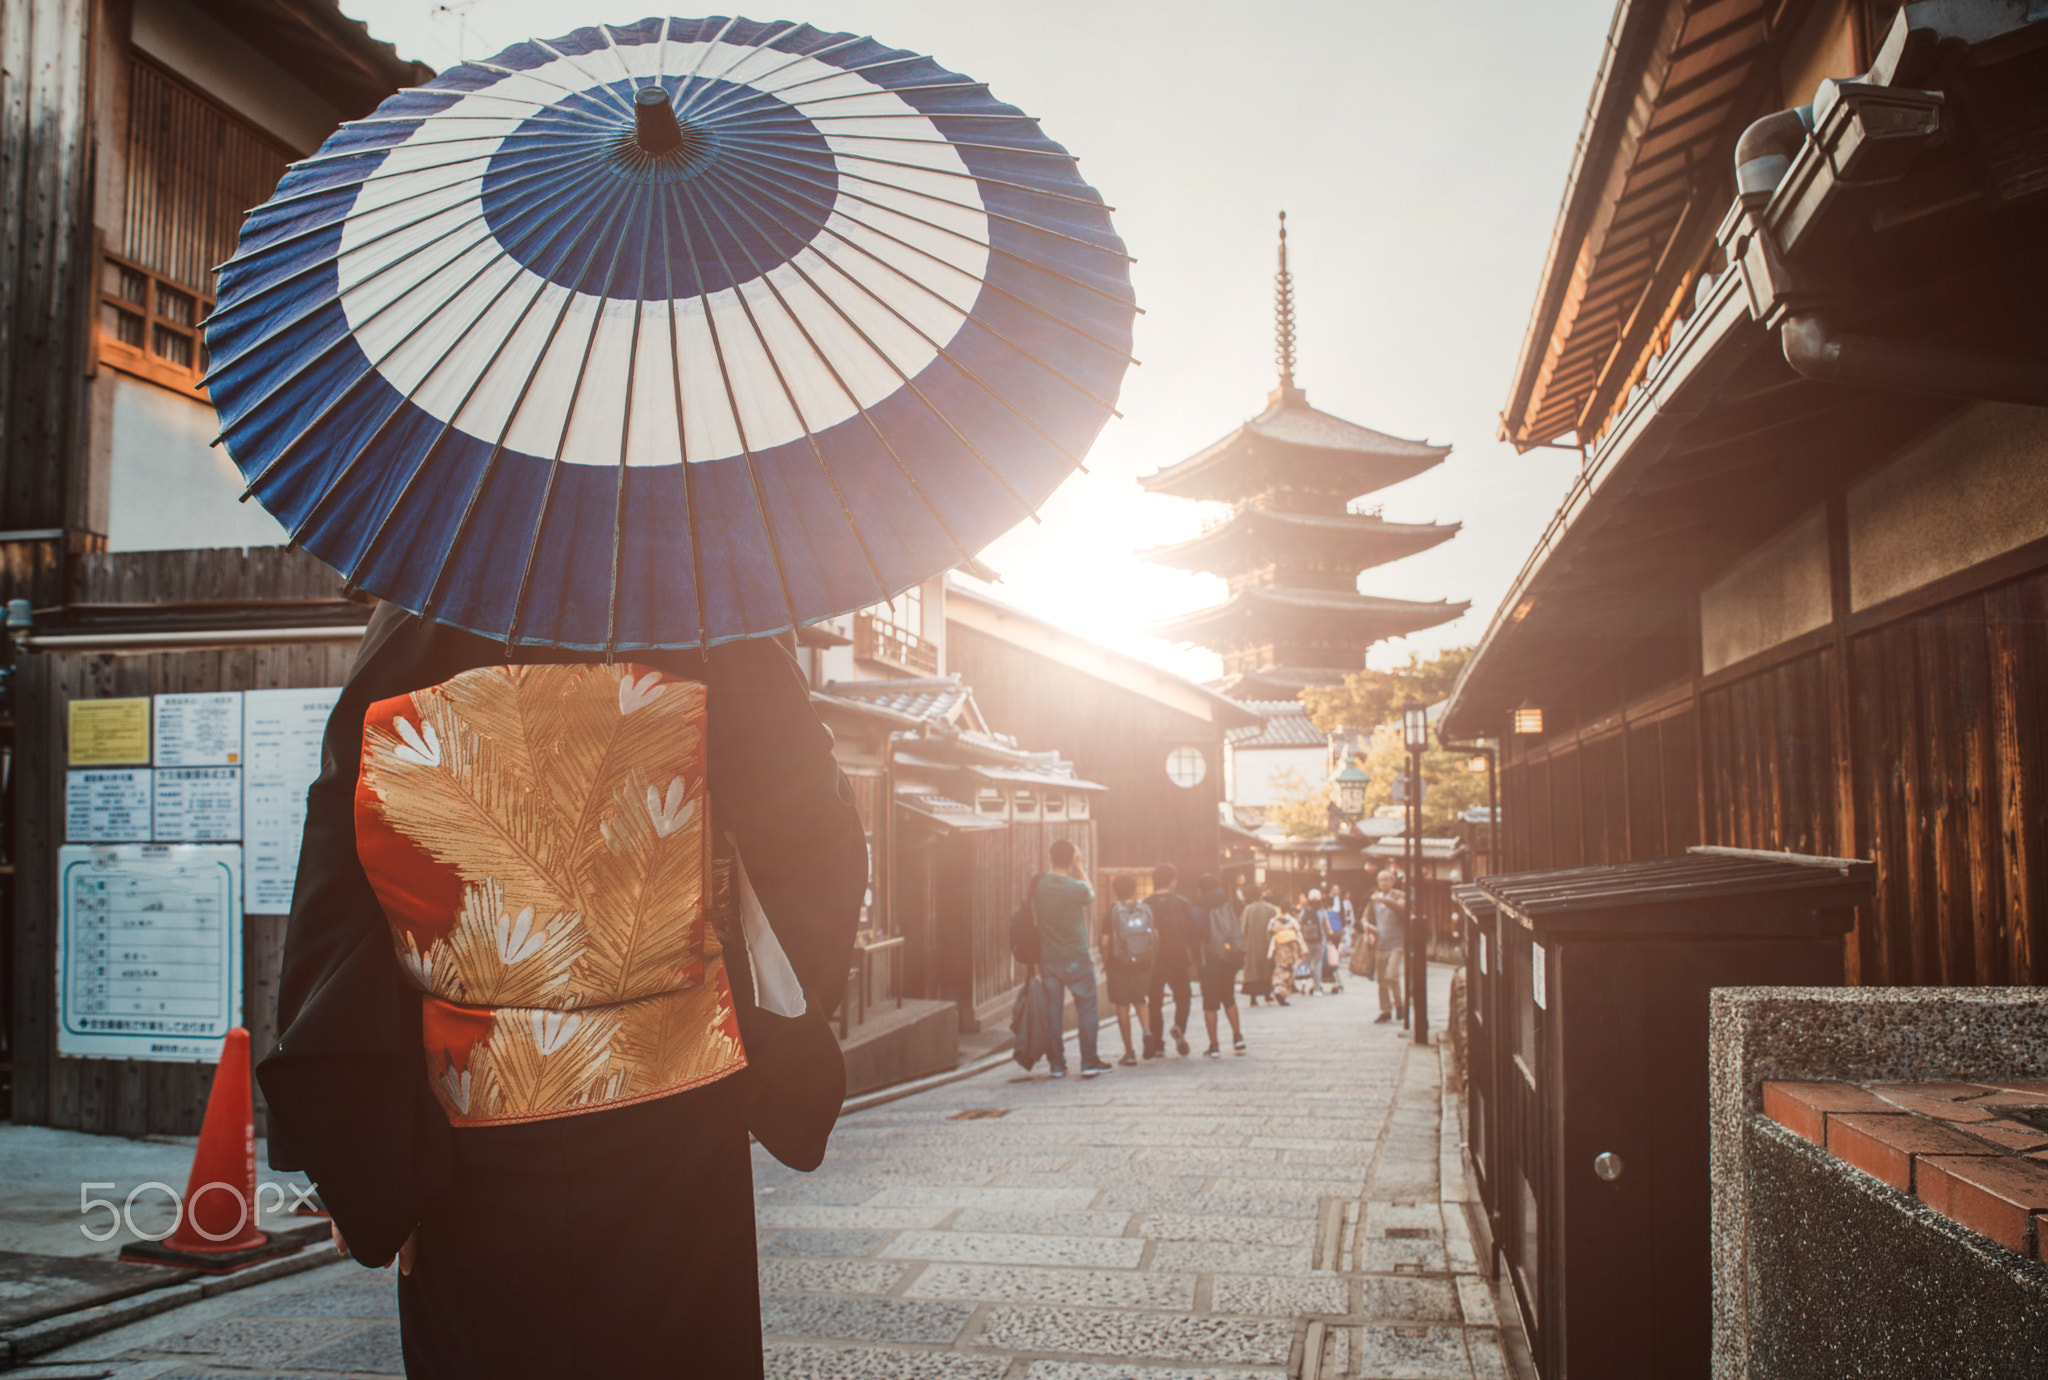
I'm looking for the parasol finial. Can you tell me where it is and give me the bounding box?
[634,86,685,155]
[1271,210,1303,405]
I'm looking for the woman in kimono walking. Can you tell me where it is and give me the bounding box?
[258,606,866,1377]
[1267,909,1306,1006]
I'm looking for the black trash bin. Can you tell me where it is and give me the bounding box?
[1453,846,1871,1380]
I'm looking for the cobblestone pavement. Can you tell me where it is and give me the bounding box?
[30,966,1506,1379]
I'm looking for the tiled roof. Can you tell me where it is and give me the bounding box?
[1227,701,1325,749]
[1153,588,1469,645]
[1140,509,1461,584]
[821,675,969,725]
[1137,397,1450,504]
[1365,837,1467,859]
[1245,400,1450,458]
[1209,667,1354,700]
[966,757,1107,792]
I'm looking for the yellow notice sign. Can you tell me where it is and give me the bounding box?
[69,698,152,766]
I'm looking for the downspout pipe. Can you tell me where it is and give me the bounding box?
[1438,738,1499,879]
[1735,104,1815,209]
[1781,313,2048,409]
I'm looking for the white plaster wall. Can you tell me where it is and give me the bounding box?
[1231,744,1327,809]
[1699,505,1831,674]
[1848,403,2048,613]
[131,0,345,154]
[106,376,288,551]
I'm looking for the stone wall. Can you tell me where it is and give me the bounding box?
[1709,988,2048,1379]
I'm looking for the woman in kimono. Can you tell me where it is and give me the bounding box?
[258,605,866,1378]
[1267,910,1305,1006]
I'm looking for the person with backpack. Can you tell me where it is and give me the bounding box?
[1098,875,1157,1066]
[1034,839,1111,1077]
[1143,864,1195,1058]
[1191,874,1247,1058]
[1294,892,1325,995]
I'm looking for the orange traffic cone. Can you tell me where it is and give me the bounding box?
[121,1028,288,1272]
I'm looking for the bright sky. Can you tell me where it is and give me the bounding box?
[339,0,1615,682]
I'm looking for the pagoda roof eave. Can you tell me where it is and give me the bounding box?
[1138,398,1451,503]
[1210,667,1357,699]
[1150,587,1470,645]
[1138,511,1460,572]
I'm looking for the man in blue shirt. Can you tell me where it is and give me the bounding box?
[1035,839,1109,1077]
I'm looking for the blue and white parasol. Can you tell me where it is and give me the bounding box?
[205,16,1134,650]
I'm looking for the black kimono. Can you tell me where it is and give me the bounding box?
[258,605,866,1377]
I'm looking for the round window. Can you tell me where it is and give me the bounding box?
[1165,746,1207,789]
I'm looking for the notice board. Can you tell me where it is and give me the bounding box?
[57,844,244,1062]
[243,688,341,914]
[68,699,150,766]
[65,768,154,843]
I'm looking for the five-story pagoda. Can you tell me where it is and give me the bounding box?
[1141,214,1467,699]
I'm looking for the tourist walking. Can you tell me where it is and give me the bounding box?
[1099,875,1157,1066]
[1296,891,1326,995]
[1144,865,1195,1057]
[1035,839,1111,1077]
[1267,908,1306,1005]
[1369,873,1407,1025]
[1319,896,1347,994]
[1190,875,1247,1057]
[1238,885,1278,1005]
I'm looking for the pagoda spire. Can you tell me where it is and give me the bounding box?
[1271,210,1305,405]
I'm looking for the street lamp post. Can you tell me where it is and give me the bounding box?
[1401,702,1429,1046]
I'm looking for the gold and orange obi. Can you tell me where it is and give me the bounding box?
[355,662,745,1128]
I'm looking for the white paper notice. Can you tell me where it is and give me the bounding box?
[66,769,154,843]
[57,843,243,1062]
[154,767,242,841]
[243,687,341,914]
[154,693,244,767]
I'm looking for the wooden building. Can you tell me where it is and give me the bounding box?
[945,579,1260,889]
[811,670,1101,1030]
[1139,215,1465,700]
[1443,0,2048,987]
[1,0,426,1130]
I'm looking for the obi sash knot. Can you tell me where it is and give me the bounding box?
[355,663,746,1127]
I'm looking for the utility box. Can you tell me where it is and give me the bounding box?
[1453,847,1871,1380]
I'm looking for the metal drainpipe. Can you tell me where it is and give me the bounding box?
[1781,314,2048,409]
[881,731,897,946]
[1406,745,1426,1047]
[1439,738,1498,880]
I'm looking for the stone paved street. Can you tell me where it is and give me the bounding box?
[28,965,1509,1379]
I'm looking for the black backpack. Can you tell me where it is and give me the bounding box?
[1108,900,1159,967]
[1009,873,1044,966]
